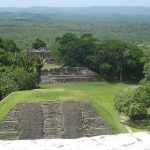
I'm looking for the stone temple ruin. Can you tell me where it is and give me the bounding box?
[26,48,101,84]
[41,67,100,84]
[27,48,55,63]
[0,101,112,140]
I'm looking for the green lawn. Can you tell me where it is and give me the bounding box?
[0,82,136,133]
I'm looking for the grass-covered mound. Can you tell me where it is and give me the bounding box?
[0,82,135,133]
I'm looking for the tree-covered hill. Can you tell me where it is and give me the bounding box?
[0,7,150,48]
[1,6,150,16]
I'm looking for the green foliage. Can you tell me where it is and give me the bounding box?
[33,56,44,77]
[32,38,46,49]
[0,67,40,100]
[9,52,43,75]
[0,8,150,49]
[56,33,143,81]
[0,38,43,100]
[142,61,150,82]
[99,63,112,78]
[0,48,11,67]
[114,84,150,120]
[56,32,96,67]
[0,70,19,100]
[55,33,79,66]
[0,82,133,133]
[0,38,20,67]
[97,40,143,81]
[0,38,20,53]
[10,52,35,72]
[10,68,39,90]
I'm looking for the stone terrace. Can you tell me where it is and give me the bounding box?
[41,67,100,84]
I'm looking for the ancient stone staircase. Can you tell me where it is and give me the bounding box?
[42,102,63,139]
[40,67,100,84]
[0,107,20,140]
[82,102,112,136]
[0,101,112,140]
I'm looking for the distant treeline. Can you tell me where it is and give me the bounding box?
[0,7,150,48]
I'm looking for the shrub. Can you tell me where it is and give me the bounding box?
[11,68,40,90]
[0,38,20,53]
[32,38,46,49]
[114,85,150,121]
[142,62,150,82]
[0,67,40,100]
[0,72,18,100]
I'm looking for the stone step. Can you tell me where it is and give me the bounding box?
[82,110,98,118]
[44,134,61,139]
[84,118,106,126]
[0,122,18,131]
[44,119,61,123]
[85,128,112,136]
[62,101,84,139]
[40,67,100,84]
[49,77,98,83]
[0,131,19,140]
[41,78,99,84]
[42,102,63,139]
[3,120,18,123]
[49,77,98,80]
[5,116,18,121]
[0,130,18,134]
[41,75,98,80]
[44,124,61,129]
[48,74,98,77]
[41,67,91,75]
[0,101,112,140]
[18,103,43,140]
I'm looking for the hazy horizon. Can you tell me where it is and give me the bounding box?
[1,6,150,8]
[0,0,150,7]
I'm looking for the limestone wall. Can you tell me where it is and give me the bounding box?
[41,67,100,84]
[0,132,149,150]
[27,49,55,63]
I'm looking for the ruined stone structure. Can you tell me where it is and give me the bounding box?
[0,101,112,140]
[27,48,55,63]
[41,67,100,84]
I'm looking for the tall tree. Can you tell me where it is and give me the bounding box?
[0,38,20,53]
[94,40,143,81]
[32,38,46,49]
[55,33,144,82]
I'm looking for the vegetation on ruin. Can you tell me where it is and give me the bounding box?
[0,82,136,133]
[42,63,61,70]
[55,33,144,82]
[0,38,43,100]
[32,38,47,50]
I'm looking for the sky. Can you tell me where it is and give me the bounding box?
[0,0,150,7]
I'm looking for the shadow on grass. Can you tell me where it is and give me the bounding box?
[129,115,150,131]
